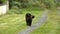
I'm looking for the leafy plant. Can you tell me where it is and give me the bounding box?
[0,0,7,4]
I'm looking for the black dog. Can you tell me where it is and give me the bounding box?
[25,13,35,26]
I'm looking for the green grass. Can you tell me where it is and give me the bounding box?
[0,9,43,34]
[30,10,60,34]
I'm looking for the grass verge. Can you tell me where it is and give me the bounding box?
[30,10,60,34]
[0,8,43,34]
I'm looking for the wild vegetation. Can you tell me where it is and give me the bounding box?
[9,0,60,9]
[8,0,60,14]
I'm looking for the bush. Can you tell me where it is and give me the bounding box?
[8,6,23,14]
[0,0,7,4]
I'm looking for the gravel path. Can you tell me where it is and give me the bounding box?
[18,10,48,34]
[58,10,60,15]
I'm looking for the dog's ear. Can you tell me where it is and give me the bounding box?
[32,16,35,19]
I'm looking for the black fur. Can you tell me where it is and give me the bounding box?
[25,13,35,26]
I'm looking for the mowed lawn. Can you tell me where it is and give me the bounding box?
[30,10,60,34]
[0,9,43,34]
